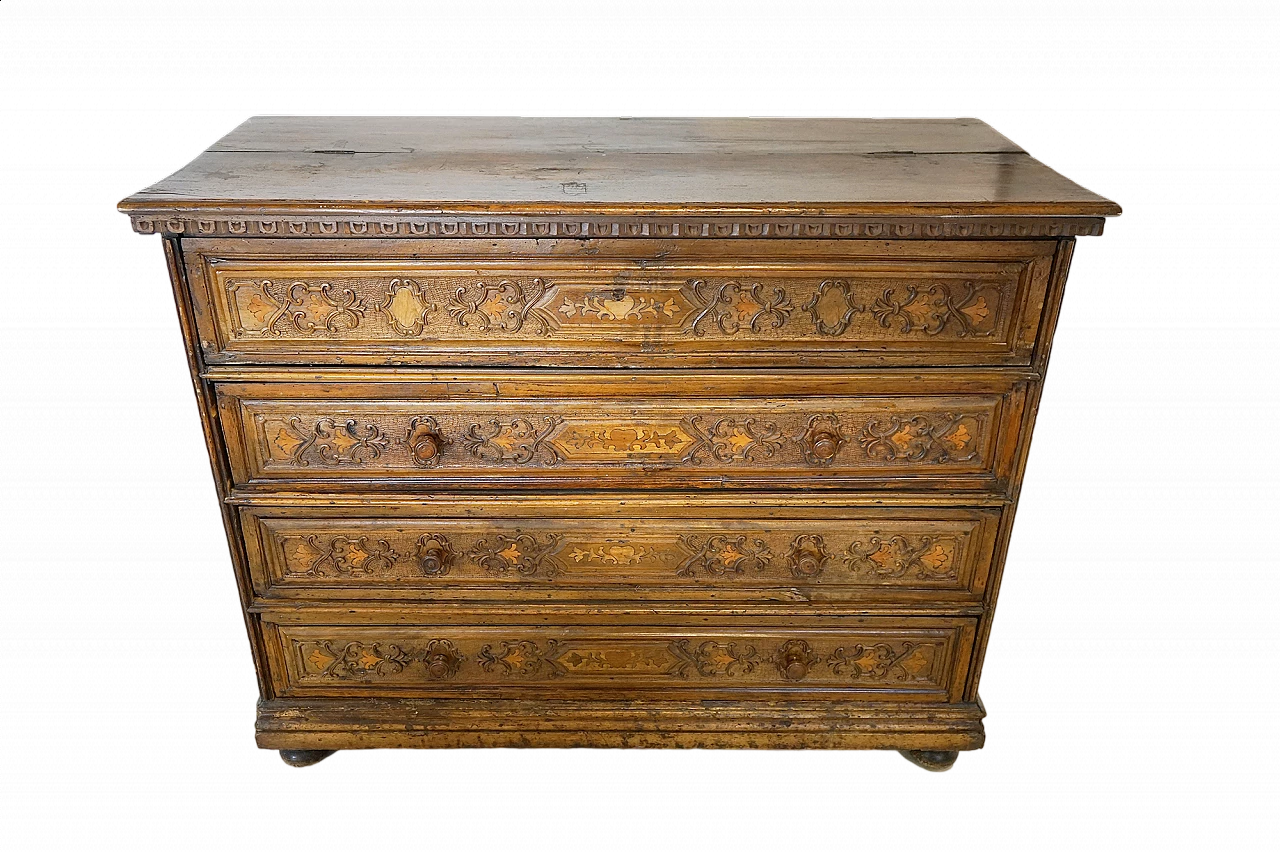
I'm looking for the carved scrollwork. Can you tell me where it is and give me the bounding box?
[675,535,773,577]
[267,416,390,466]
[800,414,846,465]
[870,282,997,337]
[846,536,959,581]
[447,278,552,335]
[282,281,365,335]
[667,640,760,677]
[685,416,784,463]
[858,413,980,463]
[413,534,454,577]
[477,640,565,678]
[462,417,564,465]
[302,641,414,679]
[376,278,437,336]
[826,642,933,682]
[227,279,366,337]
[468,532,564,578]
[283,535,400,578]
[786,534,830,579]
[804,278,864,336]
[403,416,449,467]
[688,280,793,335]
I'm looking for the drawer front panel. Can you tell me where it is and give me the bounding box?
[267,620,975,701]
[241,501,1001,604]
[185,238,1055,367]
[217,373,1026,490]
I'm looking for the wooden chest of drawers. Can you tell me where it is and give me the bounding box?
[121,117,1118,770]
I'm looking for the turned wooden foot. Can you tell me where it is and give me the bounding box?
[899,749,959,771]
[279,749,336,767]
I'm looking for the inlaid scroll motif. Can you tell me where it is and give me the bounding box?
[447,278,553,335]
[298,639,462,681]
[462,417,564,465]
[375,278,436,336]
[551,423,699,461]
[468,532,564,578]
[556,290,684,323]
[826,642,937,682]
[265,417,391,466]
[675,535,774,577]
[685,417,785,463]
[477,640,565,678]
[667,640,760,676]
[226,279,365,336]
[688,280,793,335]
[301,641,414,679]
[858,413,982,463]
[846,536,960,581]
[283,535,399,578]
[870,282,998,337]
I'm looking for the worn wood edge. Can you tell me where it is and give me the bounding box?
[255,697,985,750]
[201,365,1043,384]
[122,210,1109,239]
[224,490,1013,508]
[250,604,985,623]
[963,238,1076,700]
[162,237,274,699]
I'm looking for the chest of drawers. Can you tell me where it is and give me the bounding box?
[121,117,1118,770]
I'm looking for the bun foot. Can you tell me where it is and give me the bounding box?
[279,749,336,767]
[899,749,959,772]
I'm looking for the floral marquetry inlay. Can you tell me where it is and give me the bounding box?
[264,417,390,466]
[858,414,983,464]
[557,290,684,323]
[846,536,960,581]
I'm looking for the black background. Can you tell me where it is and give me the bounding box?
[104,111,1136,783]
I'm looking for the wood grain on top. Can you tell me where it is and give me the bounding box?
[119,117,1120,217]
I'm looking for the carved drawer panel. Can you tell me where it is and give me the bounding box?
[184,238,1055,368]
[240,498,1001,605]
[265,619,976,701]
[216,372,1027,490]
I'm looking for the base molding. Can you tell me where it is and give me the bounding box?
[256,697,985,751]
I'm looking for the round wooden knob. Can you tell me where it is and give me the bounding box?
[425,656,451,679]
[410,431,442,464]
[811,432,840,460]
[784,660,809,681]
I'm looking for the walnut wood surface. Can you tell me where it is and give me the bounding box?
[119,117,1119,216]
[121,117,1117,760]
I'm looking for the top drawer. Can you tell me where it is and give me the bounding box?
[182,239,1057,368]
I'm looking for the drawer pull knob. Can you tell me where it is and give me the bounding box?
[775,639,821,681]
[405,417,449,467]
[811,432,840,460]
[415,534,454,577]
[801,415,846,465]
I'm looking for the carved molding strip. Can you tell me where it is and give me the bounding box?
[130,213,1104,239]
